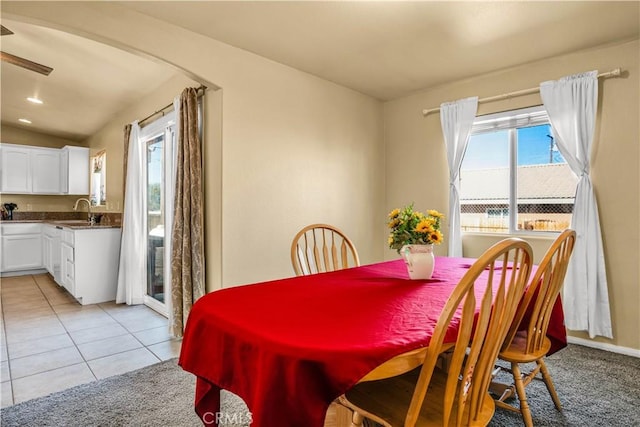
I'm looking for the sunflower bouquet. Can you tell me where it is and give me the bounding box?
[387,204,444,252]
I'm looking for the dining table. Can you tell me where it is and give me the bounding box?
[178,256,566,427]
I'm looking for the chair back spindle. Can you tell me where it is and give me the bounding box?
[291,224,360,276]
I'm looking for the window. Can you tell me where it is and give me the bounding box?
[90,150,106,206]
[459,106,577,233]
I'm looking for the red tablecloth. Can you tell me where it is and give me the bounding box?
[179,257,566,427]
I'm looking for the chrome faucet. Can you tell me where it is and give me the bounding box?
[73,198,93,224]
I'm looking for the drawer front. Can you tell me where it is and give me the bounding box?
[61,242,74,264]
[43,224,62,238]
[61,229,74,246]
[64,260,75,295]
[1,223,42,235]
[66,259,75,281]
[60,242,75,295]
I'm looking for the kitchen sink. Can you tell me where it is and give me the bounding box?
[50,220,114,228]
[50,220,95,227]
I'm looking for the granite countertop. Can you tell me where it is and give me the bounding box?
[50,220,121,229]
[0,211,122,228]
[0,219,121,229]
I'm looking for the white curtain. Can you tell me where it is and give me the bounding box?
[540,71,612,338]
[116,121,145,305]
[440,97,478,257]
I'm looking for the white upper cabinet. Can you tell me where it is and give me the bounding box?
[31,147,62,194]
[60,146,89,195]
[0,144,32,193]
[0,143,89,195]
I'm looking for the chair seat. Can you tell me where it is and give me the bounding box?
[342,367,496,427]
[499,330,552,363]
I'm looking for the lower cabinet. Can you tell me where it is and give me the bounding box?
[60,239,75,296]
[0,223,43,273]
[1,222,121,305]
[57,227,121,305]
[42,224,62,283]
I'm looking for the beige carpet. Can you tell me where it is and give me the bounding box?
[1,344,638,426]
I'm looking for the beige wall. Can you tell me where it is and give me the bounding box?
[0,125,88,211]
[4,3,386,292]
[0,125,83,149]
[384,39,640,351]
[83,73,200,213]
[6,3,636,352]
[82,73,223,290]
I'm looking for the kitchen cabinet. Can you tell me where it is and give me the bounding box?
[58,226,121,305]
[42,224,61,282]
[0,143,88,195]
[60,235,74,295]
[0,223,43,273]
[0,144,31,193]
[31,148,62,194]
[60,146,89,195]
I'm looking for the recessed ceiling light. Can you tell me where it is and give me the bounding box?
[27,97,43,104]
[18,118,32,124]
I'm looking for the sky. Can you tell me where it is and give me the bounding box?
[462,124,565,170]
[147,135,164,184]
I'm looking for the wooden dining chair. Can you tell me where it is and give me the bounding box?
[491,229,576,427]
[337,238,534,427]
[290,223,360,276]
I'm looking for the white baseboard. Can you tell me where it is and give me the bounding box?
[567,336,640,358]
[1,269,47,278]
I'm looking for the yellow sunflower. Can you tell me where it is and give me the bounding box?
[429,230,444,244]
[388,208,400,219]
[415,220,434,234]
[428,210,444,218]
[422,217,435,227]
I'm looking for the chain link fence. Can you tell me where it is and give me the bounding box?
[460,202,572,233]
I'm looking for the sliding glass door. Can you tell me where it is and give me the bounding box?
[140,113,175,316]
[146,134,165,304]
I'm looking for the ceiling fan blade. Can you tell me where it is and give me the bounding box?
[1,25,14,36]
[0,51,53,76]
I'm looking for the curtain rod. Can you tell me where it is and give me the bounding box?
[139,85,207,126]
[421,68,622,116]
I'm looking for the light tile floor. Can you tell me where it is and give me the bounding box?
[0,273,181,408]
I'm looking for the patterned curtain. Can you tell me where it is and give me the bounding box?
[170,87,205,337]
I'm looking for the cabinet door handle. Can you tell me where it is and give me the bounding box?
[56,226,63,230]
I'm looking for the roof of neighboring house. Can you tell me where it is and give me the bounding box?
[460,163,578,204]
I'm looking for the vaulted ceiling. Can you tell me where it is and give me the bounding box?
[1,1,638,140]
[0,18,179,141]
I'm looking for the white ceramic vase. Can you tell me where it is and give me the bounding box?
[401,244,435,280]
